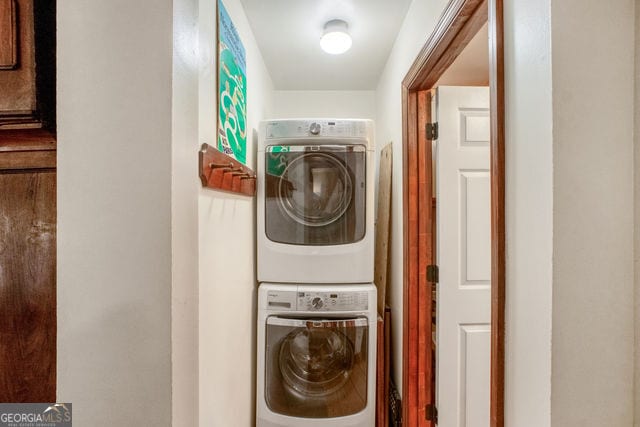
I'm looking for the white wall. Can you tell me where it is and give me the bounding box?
[271,90,376,120]
[636,3,640,424]
[374,0,450,394]
[172,0,200,425]
[503,0,554,425]
[197,0,273,425]
[550,1,635,425]
[57,1,173,425]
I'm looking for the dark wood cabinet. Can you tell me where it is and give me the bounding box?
[0,0,56,403]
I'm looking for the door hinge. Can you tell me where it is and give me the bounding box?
[426,265,439,283]
[426,122,438,140]
[426,403,438,423]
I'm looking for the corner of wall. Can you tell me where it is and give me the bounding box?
[172,0,201,425]
[503,0,554,424]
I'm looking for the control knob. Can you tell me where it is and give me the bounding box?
[311,297,324,309]
[309,122,321,135]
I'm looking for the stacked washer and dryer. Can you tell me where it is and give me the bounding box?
[256,119,377,427]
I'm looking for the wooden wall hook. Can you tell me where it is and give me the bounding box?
[209,161,233,169]
[198,143,256,196]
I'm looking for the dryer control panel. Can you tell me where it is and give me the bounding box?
[265,120,368,139]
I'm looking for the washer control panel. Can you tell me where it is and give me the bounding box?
[266,120,368,139]
[265,286,371,311]
[297,290,369,311]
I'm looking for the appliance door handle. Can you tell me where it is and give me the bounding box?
[267,316,368,328]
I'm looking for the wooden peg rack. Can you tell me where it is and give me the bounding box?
[198,143,256,196]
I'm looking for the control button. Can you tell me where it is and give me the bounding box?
[311,297,324,309]
[309,122,321,135]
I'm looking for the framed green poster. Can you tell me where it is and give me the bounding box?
[217,0,247,164]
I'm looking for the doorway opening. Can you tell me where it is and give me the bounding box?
[401,0,504,426]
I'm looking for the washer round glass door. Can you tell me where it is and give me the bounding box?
[279,326,354,396]
[265,317,369,418]
[278,153,352,227]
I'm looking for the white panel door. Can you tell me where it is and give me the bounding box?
[435,86,491,427]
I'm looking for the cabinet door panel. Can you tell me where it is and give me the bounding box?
[0,169,56,402]
[0,0,17,69]
[0,0,36,116]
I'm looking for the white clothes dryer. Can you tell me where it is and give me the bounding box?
[257,119,375,284]
[257,282,377,427]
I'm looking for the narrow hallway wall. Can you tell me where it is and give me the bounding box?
[172,0,200,425]
[635,1,640,424]
[374,0,450,396]
[550,1,635,425]
[503,0,554,425]
[57,1,173,425]
[197,0,274,425]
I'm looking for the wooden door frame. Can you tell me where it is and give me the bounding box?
[401,0,504,426]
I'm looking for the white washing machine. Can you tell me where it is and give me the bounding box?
[257,283,377,427]
[257,119,375,284]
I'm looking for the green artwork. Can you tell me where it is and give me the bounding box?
[217,0,247,164]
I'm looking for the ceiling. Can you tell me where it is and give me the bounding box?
[239,0,413,90]
[436,23,489,86]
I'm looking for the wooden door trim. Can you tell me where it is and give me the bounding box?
[487,1,505,424]
[401,87,418,426]
[401,0,505,425]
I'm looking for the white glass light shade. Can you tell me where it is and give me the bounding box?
[320,19,352,55]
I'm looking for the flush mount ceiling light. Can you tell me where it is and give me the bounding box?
[320,19,352,55]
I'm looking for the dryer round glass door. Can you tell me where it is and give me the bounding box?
[265,145,366,245]
[278,153,352,227]
[264,317,369,418]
